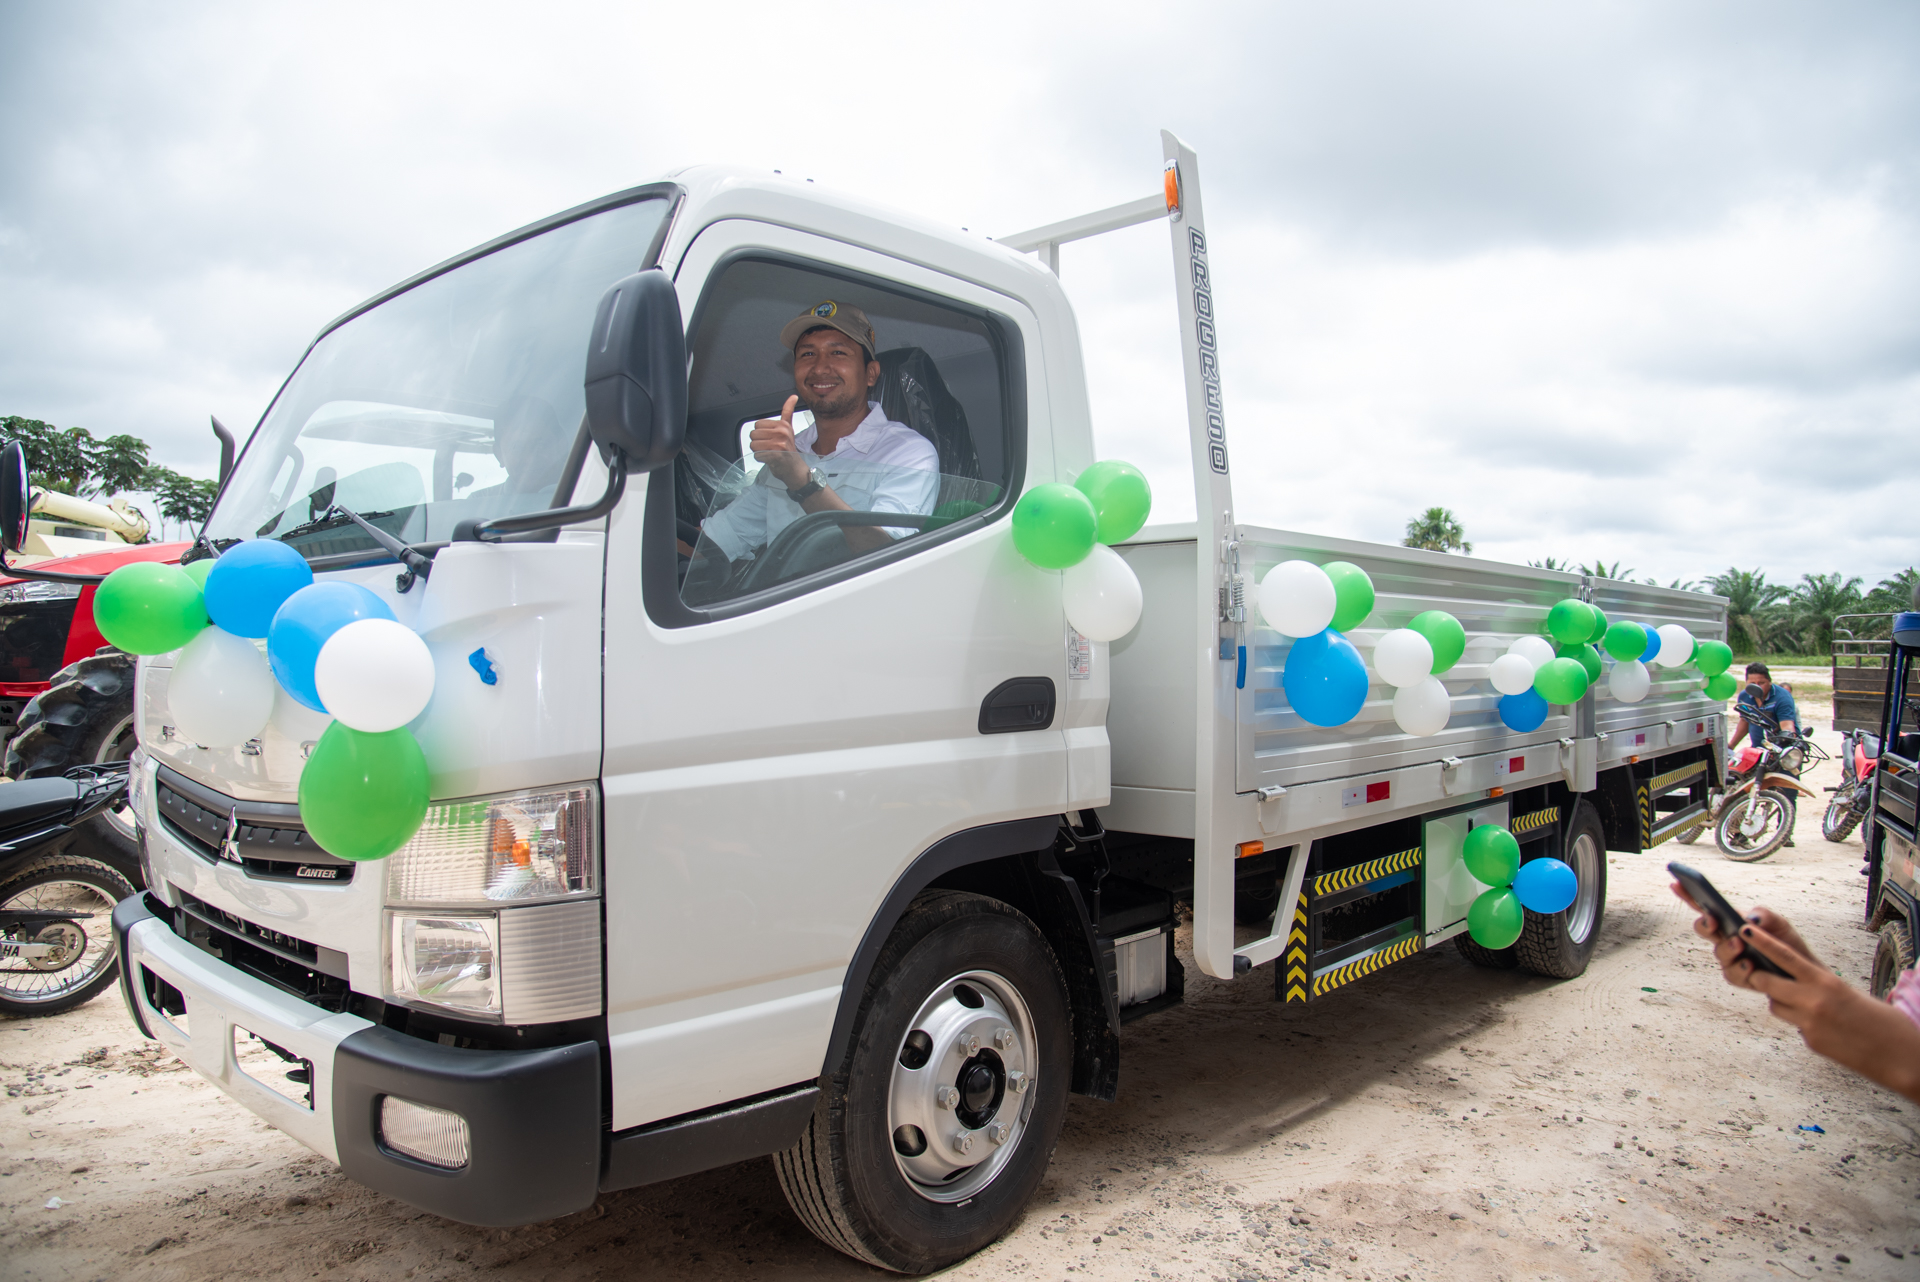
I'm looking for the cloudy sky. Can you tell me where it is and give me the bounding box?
[3,1,1914,587]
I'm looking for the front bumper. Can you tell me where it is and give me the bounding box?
[114,893,601,1226]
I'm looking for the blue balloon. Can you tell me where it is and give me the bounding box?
[1638,623,1662,664]
[268,582,396,712]
[1282,628,1369,727]
[1498,688,1549,732]
[1513,856,1578,915]
[203,540,314,639]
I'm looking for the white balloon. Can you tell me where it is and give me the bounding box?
[1653,624,1695,668]
[168,626,275,748]
[269,680,334,742]
[1062,544,1144,642]
[1489,652,1538,696]
[1372,628,1435,687]
[1393,676,1451,737]
[1609,658,1651,703]
[313,618,437,733]
[1258,560,1336,637]
[1506,635,1556,670]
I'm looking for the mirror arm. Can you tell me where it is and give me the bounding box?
[210,416,236,482]
[452,449,628,544]
[0,546,107,586]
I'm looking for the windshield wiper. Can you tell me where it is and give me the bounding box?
[324,504,436,591]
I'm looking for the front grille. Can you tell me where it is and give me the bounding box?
[155,768,354,884]
[168,889,352,1009]
[0,600,79,685]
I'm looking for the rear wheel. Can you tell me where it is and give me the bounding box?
[1870,920,1915,1001]
[0,855,134,1016]
[774,890,1071,1274]
[1514,801,1608,979]
[4,654,142,885]
[1716,791,1791,862]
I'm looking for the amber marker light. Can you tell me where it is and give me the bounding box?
[1236,840,1264,859]
[1163,160,1181,214]
[1488,787,1504,798]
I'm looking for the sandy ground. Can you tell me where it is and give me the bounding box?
[5,675,1919,1281]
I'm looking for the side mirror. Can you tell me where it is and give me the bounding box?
[583,269,686,473]
[1,441,28,555]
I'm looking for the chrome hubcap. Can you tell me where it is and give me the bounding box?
[1564,831,1600,944]
[888,970,1035,1203]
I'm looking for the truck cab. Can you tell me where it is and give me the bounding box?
[108,144,1731,1274]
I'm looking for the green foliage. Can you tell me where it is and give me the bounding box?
[1864,568,1920,616]
[5,413,216,538]
[1403,506,1471,554]
[1783,572,1865,653]
[1706,567,1790,654]
[144,468,219,527]
[1578,558,1635,580]
[1527,556,1572,570]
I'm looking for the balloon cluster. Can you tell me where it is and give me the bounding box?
[92,543,437,863]
[1012,461,1152,642]
[1490,596,1718,731]
[1256,558,1464,737]
[1462,824,1578,949]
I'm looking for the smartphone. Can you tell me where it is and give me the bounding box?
[1667,861,1792,978]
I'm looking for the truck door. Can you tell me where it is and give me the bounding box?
[598,221,1075,1130]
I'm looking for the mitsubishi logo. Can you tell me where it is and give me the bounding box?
[220,809,243,864]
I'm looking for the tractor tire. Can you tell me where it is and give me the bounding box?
[4,653,143,887]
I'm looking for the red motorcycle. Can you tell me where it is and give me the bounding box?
[1822,725,1881,842]
[1714,722,1824,862]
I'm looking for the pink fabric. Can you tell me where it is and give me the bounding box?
[1889,967,1920,1030]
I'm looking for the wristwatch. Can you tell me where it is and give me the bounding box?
[787,467,826,503]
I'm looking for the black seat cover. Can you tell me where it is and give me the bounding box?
[1861,732,1881,760]
[877,347,980,482]
[0,777,81,837]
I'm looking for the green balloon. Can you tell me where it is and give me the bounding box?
[92,561,209,655]
[1546,598,1596,645]
[1073,460,1153,545]
[1695,639,1734,678]
[1558,641,1602,685]
[1467,887,1526,950]
[1011,483,1098,569]
[1704,672,1739,701]
[1324,561,1376,632]
[1533,656,1589,705]
[298,723,431,862]
[1408,610,1466,674]
[1463,824,1521,887]
[181,559,215,588]
[1603,621,1648,662]
[1584,606,1610,645]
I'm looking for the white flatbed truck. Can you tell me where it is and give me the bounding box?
[108,133,1729,1272]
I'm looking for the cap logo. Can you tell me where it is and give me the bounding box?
[812,301,837,319]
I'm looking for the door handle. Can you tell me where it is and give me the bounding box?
[979,678,1057,735]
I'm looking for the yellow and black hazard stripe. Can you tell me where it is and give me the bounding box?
[1283,904,1309,1003]
[1512,806,1560,837]
[1311,934,1424,999]
[1312,846,1422,899]
[1637,784,1653,846]
[1648,760,1707,794]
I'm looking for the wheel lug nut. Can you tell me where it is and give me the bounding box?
[987,1122,1011,1145]
[1007,1070,1029,1094]
[952,1129,975,1155]
[936,1086,958,1109]
[994,1027,1015,1049]
[960,1033,979,1055]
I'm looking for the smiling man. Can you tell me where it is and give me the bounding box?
[697,300,939,567]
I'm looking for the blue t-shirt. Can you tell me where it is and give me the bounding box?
[1736,683,1799,745]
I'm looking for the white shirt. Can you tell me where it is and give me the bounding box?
[701,401,940,562]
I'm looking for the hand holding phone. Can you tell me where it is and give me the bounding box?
[1667,861,1794,978]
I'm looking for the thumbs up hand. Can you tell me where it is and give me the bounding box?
[749,395,806,487]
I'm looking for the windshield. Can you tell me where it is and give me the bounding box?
[204,196,671,560]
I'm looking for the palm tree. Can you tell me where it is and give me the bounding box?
[1865,568,1920,616]
[1527,556,1571,571]
[1403,507,1471,554]
[1706,568,1788,654]
[1579,559,1636,580]
[1786,572,1865,654]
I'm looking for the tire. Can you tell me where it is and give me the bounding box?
[1716,791,1792,862]
[1822,795,1863,843]
[1869,920,1915,1001]
[0,855,135,1016]
[774,890,1071,1274]
[1673,818,1706,846]
[1451,934,1520,969]
[1515,800,1608,980]
[4,653,142,887]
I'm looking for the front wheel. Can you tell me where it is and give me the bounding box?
[0,855,135,1016]
[1822,793,1863,843]
[1716,791,1792,862]
[1514,800,1608,979]
[774,890,1071,1274]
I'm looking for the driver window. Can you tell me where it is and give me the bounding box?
[673,257,1017,610]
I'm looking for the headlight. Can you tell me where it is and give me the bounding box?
[0,581,83,603]
[389,915,499,1015]
[385,784,597,906]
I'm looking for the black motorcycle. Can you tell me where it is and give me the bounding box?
[0,761,137,1016]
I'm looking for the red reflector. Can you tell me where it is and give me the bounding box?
[1695,723,1704,733]
[1509,756,1525,773]
[1366,781,1391,803]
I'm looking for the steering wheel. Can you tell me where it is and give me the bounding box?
[736,510,933,596]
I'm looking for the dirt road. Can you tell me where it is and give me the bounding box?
[5,689,1918,1280]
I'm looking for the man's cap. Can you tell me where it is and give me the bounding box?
[779,300,878,361]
